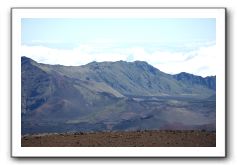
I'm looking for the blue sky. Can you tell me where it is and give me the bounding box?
[21,18,216,76]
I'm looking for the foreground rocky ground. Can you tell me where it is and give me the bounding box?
[22,130,216,147]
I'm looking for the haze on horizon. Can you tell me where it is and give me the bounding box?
[21,18,216,77]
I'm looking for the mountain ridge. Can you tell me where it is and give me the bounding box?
[21,56,216,134]
[22,56,215,78]
[21,56,215,97]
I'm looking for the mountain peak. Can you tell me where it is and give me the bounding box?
[21,56,37,65]
[21,56,33,62]
[176,72,201,78]
[134,60,148,64]
[173,72,216,90]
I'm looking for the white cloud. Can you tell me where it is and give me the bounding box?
[153,45,217,77]
[21,43,217,77]
[21,44,128,66]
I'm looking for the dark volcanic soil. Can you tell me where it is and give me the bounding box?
[21,130,216,147]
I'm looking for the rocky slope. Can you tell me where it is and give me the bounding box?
[21,56,216,134]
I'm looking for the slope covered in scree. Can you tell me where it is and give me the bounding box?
[21,57,216,134]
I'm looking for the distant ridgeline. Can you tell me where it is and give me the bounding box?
[21,56,216,135]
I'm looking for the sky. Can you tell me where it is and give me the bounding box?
[21,18,216,77]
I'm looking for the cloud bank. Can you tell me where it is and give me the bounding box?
[21,43,217,77]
